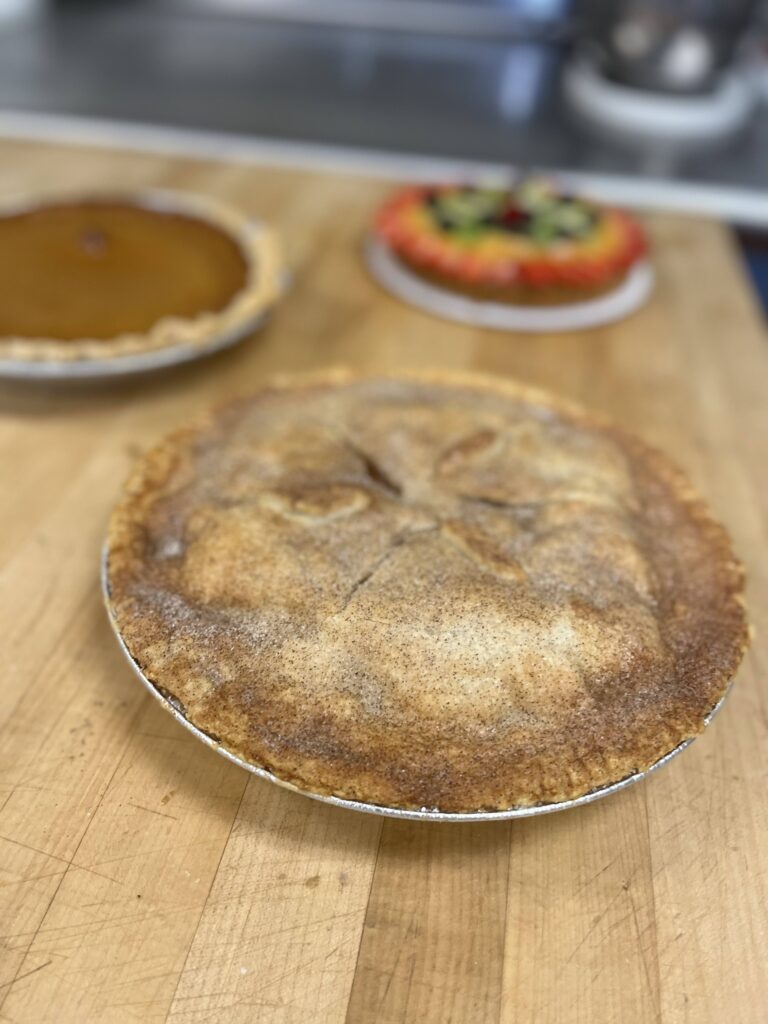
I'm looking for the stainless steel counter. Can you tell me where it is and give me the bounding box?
[0,3,766,195]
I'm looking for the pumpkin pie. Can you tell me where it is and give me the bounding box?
[104,371,748,812]
[0,192,282,364]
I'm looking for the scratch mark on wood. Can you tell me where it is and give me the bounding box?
[0,959,52,995]
[0,834,69,866]
[126,802,180,822]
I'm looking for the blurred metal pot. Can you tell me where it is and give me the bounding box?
[576,0,759,93]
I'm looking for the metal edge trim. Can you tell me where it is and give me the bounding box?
[1,109,767,227]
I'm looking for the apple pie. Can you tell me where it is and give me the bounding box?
[104,371,748,812]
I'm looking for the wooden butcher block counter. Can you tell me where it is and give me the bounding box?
[0,136,766,1024]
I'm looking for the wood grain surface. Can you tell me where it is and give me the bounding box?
[0,137,766,1024]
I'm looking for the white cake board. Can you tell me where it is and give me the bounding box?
[365,238,654,333]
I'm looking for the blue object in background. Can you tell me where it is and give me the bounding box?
[735,230,768,317]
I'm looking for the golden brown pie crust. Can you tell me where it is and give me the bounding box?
[105,370,749,812]
[0,191,283,364]
[397,252,630,306]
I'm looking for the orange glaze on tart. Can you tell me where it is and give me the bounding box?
[373,180,647,305]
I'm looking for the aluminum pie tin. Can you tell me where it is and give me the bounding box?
[365,236,654,333]
[0,189,285,381]
[0,310,272,380]
[102,549,729,822]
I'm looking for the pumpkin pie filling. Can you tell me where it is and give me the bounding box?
[0,195,282,363]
